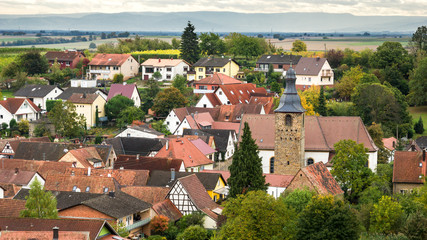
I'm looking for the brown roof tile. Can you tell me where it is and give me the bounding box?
[114,155,183,172]
[0,199,26,217]
[249,96,275,114]
[264,174,294,187]
[205,93,222,107]
[68,93,100,104]
[66,147,103,168]
[0,158,72,179]
[45,51,83,61]
[0,183,21,198]
[219,83,267,105]
[121,186,170,205]
[0,169,39,186]
[89,54,134,66]
[300,162,344,196]
[0,98,41,114]
[64,167,149,186]
[155,138,213,168]
[383,137,397,151]
[195,73,242,85]
[152,199,183,222]
[44,174,117,194]
[175,174,219,210]
[294,57,327,76]
[393,151,426,184]
[0,231,89,239]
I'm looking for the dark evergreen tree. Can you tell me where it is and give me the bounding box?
[414,116,425,134]
[317,86,327,116]
[180,21,200,64]
[228,122,267,198]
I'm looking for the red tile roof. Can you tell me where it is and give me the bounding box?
[66,147,103,168]
[299,162,344,196]
[0,231,88,240]
[249,96,275,114]
[45,51,83,61]
[152,199,183,222]
[393,151,426,184]
[155,138,213,168]
[219,83,267,105]
[44,174,116,194]
[195,73,242,85]
[212,121,240,133]
[0,159,72,179]
[240,114,378,152]
[0,98,41,114]
[64,168,149,186]
[0,183,21,198]
[68,93,100,104]
[205,93,222,107]
[176,174,219,210]
[121,186,170,205]
[89,54,133,66]
[383,137,397,151]
[0,199,26,217]
[107,84,138,101]
[0,169,39,186]
[264,174,294,187]
[114,155,183,172]
[201,170,231,181]
[191,138,216,155]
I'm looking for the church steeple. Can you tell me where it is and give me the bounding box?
[273,66,306,175]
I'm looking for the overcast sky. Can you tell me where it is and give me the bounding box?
[1,0,427,16]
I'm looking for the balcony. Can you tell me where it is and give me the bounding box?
[193,89,215,94]
[254,68,269,72]
[89,69,110,74]
[125,217,151,231]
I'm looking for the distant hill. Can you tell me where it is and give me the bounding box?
[0,11,425,33]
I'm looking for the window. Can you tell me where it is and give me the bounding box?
[223,68,226,72]
[166,75,171,80]
[85,186,90,192]
[166,67,172,72]
[198,68,203,72]
[106,66,110,70]
[307,158,314,166]
[285,115,292,126]
[103,187,109,193]
[184,67,188,71]
[278,64,283,69]
[126,216,132,226]
[270,157,275,173]
[216,68,220,72]
[218,91,223,95]
[308,77,311,82]
[214,195,217,202]
[0,115,3,119]
[72,186,77,192]
[166,121,170,125]
[203,104,207,108]
[113,66,119,70]
[146,67,154,73]
[198,76,203,79]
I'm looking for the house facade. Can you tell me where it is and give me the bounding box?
[45,50,85,69]
[0,98,41,125]
[141,58,190,81]
[68,93,106,128]
[116,125,164,139]
[14,85,63,110]
[187,57,240,81]
[294,57,334,90]
[255,54,302,74]
[70,79,97,88]
[87,54,139,80]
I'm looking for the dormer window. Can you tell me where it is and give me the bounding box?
[72,186,77,192]
[104,187,109,193]
[86,186,90,192]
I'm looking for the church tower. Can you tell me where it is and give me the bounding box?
[274,66,305,175]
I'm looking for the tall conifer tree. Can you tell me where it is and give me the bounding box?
[228,122,267,198]
[317,86,327,116]
[180,21,200,64]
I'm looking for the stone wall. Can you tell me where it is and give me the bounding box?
[274,112,305,175]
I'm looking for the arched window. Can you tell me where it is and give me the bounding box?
[307,158,314,166]
[285,115,292,126]
[270,157,275,173]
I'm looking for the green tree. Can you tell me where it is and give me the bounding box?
[228,122,267,198]
[152,71,162,81]
[20,178,58,219]
[94,135,102,144]
[171,75,187,94]
[89,42,96,49]
[110,221,129,237]
[177,225,207,240]
[199,32,226,56]
[325,49,344,68]
[414,116,424,134]
[141,78,161,113]
[367,123,390,164]
[408,56,427,106]
[95,106,99,127]
[281,188,316,213]
[335,66,364,100]
[105,95,134,121]
[359,163,393,205]
[370,41,412,80]
[410,26,427,53]
[316,86,327,116]
[171,38,181,49]
[225,33,267,59]
[113,73,124,83]
[217,190,296,240]
[33,122,50,137]
[17,50,49,76]
[270,81,281,93]
[370,196,404,235]
[117,106,145,127]
[296,195,360,240]
[48,101,86,138]
[151,120,171,135]
[9,118,17,131]
[46,100,62,112]
[151,87,188,118]
[180,21,200,64]
[18,119,29,135]
[331,139,373,203]
[0,62,20,78]
[403,211,427,240]
[45,60,65,86]
[292,40,307,52]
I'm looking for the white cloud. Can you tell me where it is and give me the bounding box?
[0,0,427,15]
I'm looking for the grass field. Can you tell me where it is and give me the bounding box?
[409,106,427,138]
[1,90,14,99]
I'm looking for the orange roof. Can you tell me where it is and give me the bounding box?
[0,231,88,240]
[0,199,26,218]
[300,162,344,195]
[68,93,100,104]
[205,93,222,107]
[219,83,267,105]
[155,138,213,168]
[121,186,170,205]
[195,73,242,85]
[383,137,397,151]
[0,98,41,114]
[212,121,240,133]
[393,151,426,184]
[249,96,275,114]
[152,199,183,222]
[176,174,219,210]
[89,54,133,66]
[44,174,116,194]
[264,174,294,187]
[67,147,103,168]
[141,58,189,67]
[64,168,149,186]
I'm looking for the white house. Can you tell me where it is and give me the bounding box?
[116,125,164,139]
[0,98,41,125]
[141,58,190,81]
[107,83,141,107]
[240,114,378,174]
[293,57,334,90]
[87,54,139,80]
[165,107,220,135]
[70,79,97,88]
[14,85,63,110]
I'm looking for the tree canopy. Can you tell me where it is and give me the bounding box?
[408,56,427,106]
[20,178,58,219]
[411,25,427,53]
[199,32,226,56]
[48,101,85,138]
[17,50,49,76]
[292,40,307,52]
[117,106,145,128]
[151,87,188,118]
[228,122,267,198]
[105,95,134,121]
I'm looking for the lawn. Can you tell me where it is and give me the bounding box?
[1,90,14,99]
[409,106,427,138]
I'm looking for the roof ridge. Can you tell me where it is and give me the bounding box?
[315,116,332,151]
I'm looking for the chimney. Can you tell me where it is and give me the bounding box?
[171,168,175,181]
[136,154,140,160]
[82,93,87,98]
[14,168,19,174]
[158,58,161,63]
[87,167,91,176]
[52,226,59,240]
[109,191,115,198]
[166,140,169,150]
